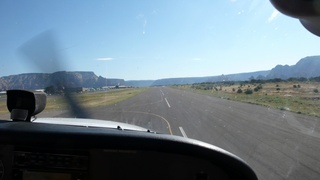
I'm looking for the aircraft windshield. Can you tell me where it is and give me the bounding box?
[1,1,320,179]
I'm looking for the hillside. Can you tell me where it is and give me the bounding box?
[267,56,320,79]
[151,77,209,86]
[206,70,270,82]
[1,56,319,89]
[151,70,270,86]
[151,56,320,86]
[0,71,125,91]
[125,80,155,87]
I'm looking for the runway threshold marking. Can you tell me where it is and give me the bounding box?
[165,98,171,108]
[179,127,188,138]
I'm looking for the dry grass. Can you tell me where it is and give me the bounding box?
[175,82,320,117]
[0,95,7,114]
[0,88,148,114]
[75,88,147,108]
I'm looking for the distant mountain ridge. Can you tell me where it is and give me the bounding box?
[125,80,155,87]
[267,56,320,79]
[151,56,320,86]
[0,71,125,91]
[1,56,319,89]
[151,70,270,86]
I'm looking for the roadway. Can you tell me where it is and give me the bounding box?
[34,87,320,179]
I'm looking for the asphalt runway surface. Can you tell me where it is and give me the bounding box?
[11,87,320,179]
[85,87,320,179]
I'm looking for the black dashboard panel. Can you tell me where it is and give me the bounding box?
[0,120,258,180]
[89,149,228,179]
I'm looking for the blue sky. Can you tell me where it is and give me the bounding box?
[0,0,319,80]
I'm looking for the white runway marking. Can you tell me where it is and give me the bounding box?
[160,89,164,96]
[179,127,188,138]
[165,98,171,108]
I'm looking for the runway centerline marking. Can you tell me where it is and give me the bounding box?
[165,98,171,108]
[179,127,188,138]
[160,89,164,96]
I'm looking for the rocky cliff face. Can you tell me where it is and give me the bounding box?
[0,71,125,90]
[267,56,320,79]
[95,76,125,87]
[0,73,50,90]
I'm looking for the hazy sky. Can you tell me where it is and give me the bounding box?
[0,0,319,80]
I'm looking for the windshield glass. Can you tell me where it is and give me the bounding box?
[1,1,320,179]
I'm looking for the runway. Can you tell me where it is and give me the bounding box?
[43,87,320,179]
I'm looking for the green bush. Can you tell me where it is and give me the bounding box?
[244,89,253,94]
[254,84,263,92]
[237,89,243,93]
[44,86,55,94]
[314,89,319,93]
